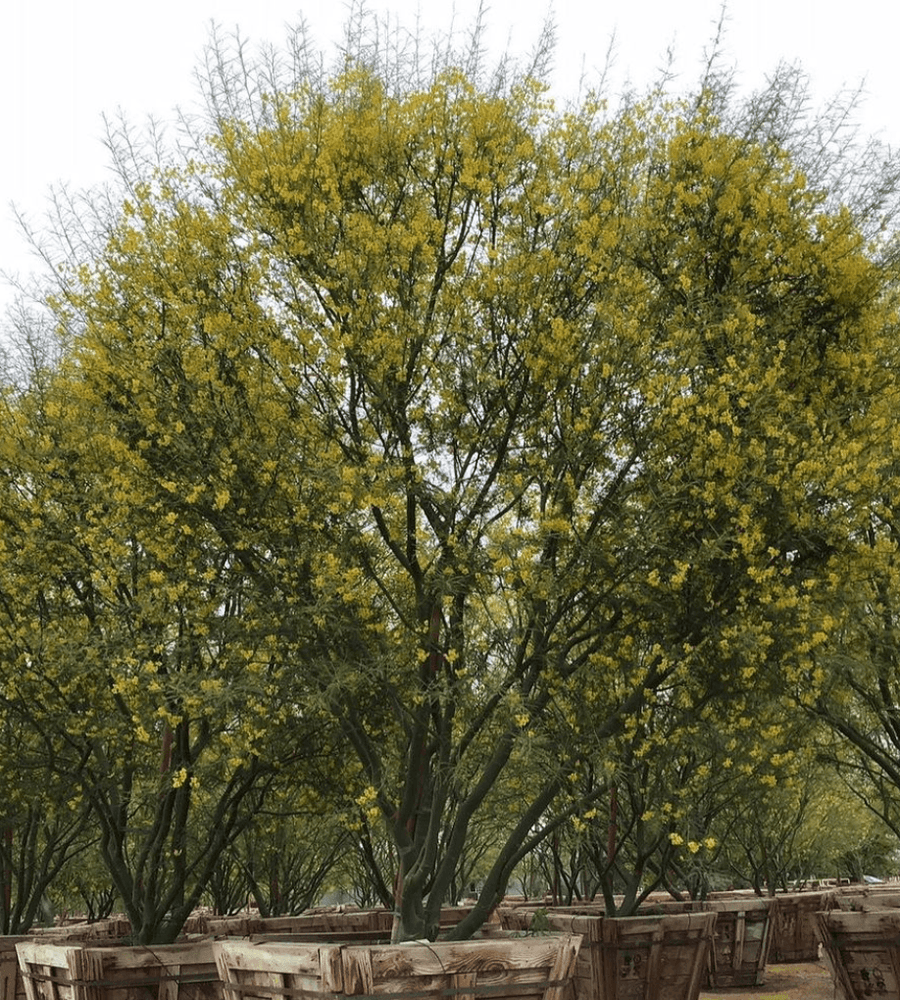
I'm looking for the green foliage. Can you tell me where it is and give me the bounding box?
[708,746,885,892]
[3,12,900,941]
[0,710,96,932]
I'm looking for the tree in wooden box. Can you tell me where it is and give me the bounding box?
[499,909,715,1000]
[768,891,836,962]
[815,909,900,1000]
[214,936,581,1000]
[16,939,220,1000]
[5,0,896,951]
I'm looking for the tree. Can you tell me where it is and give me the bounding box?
[13,13,900,940]
[801,427,900,868]
[0,708,95,932]
[233,800,351,917]
[0,354,320,943]
[731,774,897,890]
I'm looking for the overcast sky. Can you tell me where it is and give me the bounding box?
[2,0,897,318]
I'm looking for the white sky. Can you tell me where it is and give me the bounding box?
[2,0,898,318]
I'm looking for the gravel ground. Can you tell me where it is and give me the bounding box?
[699,961,838,1000]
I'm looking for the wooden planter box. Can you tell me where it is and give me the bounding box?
[214,935,581,1000]
[691,898,776,987]
[27,920,134,941]
[834,889,900,912]
[506,894,774,989]
[768,891,836,962]
[2,921,135,1000]
[16,939,220,1000]
[438,907,502,937]
[637,897,776,987]
[208,906,498,944]
[208,910,394,942]
[208,910,394,940]
[815,909,900,1000]
[498,909,716,1000]
[2,937,38,1000]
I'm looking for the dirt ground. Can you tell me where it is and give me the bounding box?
[698,961,838,1000]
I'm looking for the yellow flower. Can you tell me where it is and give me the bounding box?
[355,785,378,808]
[669,832,684,846]
[688,841,701,854]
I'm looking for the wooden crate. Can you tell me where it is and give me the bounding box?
[705,898,776,988]
[27,921,133,941]
[3,922,135,1000]
[815,909,900,1000]
[640,897,775,988]
[499,909,716,1000]
[15,939,220,1000]
[214,935,581,1000]
[438,907,502,937]
[210,907,498,945]
[628,896,776,987]
[835,889,900,912]
[768,891,836,962]
[2,937,37,1000]
[207,910,391,941]
[503,896,775,990]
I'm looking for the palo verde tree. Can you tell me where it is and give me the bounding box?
[17,13,900,939]
[808,499,900,857]
[0,341,335,943]
[0,706,95,932]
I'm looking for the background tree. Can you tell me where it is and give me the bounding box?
[234,801,351,917]
[333,815,396,910]
[715,758,899,889]
[0,358,309,943]
[809,486,900,868]
[52,839,122,923]
[0,710,95,932]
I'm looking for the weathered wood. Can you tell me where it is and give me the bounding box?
[498,909,716,1000]
[209,908,496,945]
[208,912,394,941]
[815,909,900,1000]
[214,935,581,1000]
[500,895,776,988]
[702,898,774,988]
[622,896,775,987]
[16,939,220,1000]
[2,944,24,1000]
[768,891,836,962]
[3,923,137,1000]
[835,890,900,912]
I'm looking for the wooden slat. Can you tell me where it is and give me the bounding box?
[816,909,900,1000]
[16,940,220,1000]
[450,972,476,1000]
[209,913,394,942]
[498,906,718,1000]
[641,920,664,998]
[683,914,711,1000]
[341,946,372,996]
[215,935,581,1000]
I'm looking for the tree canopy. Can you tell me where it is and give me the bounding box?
[2,15,900,941]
